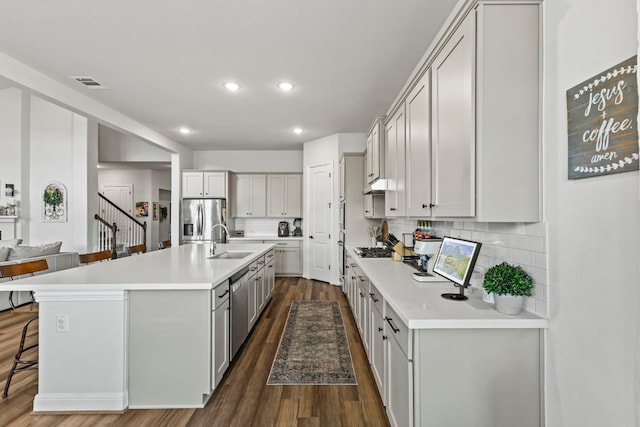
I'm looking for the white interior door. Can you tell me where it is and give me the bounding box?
[308,163,332,282]
[101,184,133,243]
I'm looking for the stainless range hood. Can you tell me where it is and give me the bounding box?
[363,178,388,195]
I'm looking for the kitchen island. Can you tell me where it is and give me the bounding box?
[3,242,274,412]
[344,246,547,427]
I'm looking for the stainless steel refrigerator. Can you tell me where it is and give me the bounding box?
[181,199,227,243]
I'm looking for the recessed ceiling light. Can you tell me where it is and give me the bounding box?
[278,82,294,92]
[179,127,191,135]
[293,128,303,135]
[224,82,240,92]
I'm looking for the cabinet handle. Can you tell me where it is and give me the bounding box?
[385,317,400,334]
[309,235,314,239]
[250,267,257,271]
[218,290,229,298]
[390,208,397,211]
[369,293,379,302]
[430,203,435,208]
[359,292,364,298]
[378,327,383,332]
[422,203,429,209]
[382,335,387,341]
[365,210,370,213]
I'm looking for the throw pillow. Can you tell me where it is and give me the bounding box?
[0,247,9,262]
[0,239,22,248]
[8,241,63,261]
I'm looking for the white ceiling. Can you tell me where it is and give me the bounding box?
[0,0,459,151]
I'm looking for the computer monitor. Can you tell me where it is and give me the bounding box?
[432,236,482,301]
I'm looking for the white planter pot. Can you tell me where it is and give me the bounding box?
[493,294,524,315]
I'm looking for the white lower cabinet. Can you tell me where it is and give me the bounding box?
[344,262,541,427]
[357,276,370,357]
[370,297,386,401]
[248,269,258,328]
[212,297,230,388]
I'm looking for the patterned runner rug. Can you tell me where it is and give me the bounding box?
[267,300,357,385]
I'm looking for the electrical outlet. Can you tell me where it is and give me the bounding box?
[56,314,69,332]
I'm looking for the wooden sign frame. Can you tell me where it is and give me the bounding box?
[566,56,638,179]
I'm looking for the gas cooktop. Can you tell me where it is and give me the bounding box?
[354,246,393,258]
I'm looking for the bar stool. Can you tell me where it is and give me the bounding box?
[157,240,171,250]
[127,244,146,256]
[0,259,49,398]
[79,249,112,264]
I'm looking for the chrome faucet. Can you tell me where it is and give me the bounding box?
[210,223,230,255]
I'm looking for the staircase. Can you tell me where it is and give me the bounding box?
[95,193,147,258]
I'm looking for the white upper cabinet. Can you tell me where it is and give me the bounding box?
[232,174,266,218]
[267,174,302,218]
[385,106,406,217]
[365,117,385,185]
[204,172,226,198]
[377,1,541,222]
[182,171,227,199]
[405,71,432,217]
[431,12,475,218]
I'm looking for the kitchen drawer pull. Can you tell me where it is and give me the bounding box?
[390,208,397,211]
[382,335,387,341]
[218,290,229,298]
[369,293,379,302]
[250,267,257,271]
[385,317,400,334]
[257,260,265,265]
[378,327,383,332]
[359,292,364,298]
[277,243,287,245]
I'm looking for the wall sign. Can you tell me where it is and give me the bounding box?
[566,55,638,179]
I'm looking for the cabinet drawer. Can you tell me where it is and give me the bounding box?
[384,303,412,359]
[212,282,230,309]
[266,240,300,248]
[369,282,383,315]
[248,258,260,274]
[265,249,275,263]
[256,255,266,270]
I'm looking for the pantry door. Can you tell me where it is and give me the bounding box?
[307,163,332,283]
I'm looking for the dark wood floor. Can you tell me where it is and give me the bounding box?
[0,278,389,426]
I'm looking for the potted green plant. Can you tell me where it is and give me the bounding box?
[482,262,534,315]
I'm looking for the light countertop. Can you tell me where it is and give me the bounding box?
[229,236,304,241]
[4,243,274,292]
[346,246,547,330]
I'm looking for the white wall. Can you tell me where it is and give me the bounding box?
[99,124,171,163]
[193,150,303,172]
[0,88,24,240]
[543,1,639,426]
[29,96,95,252]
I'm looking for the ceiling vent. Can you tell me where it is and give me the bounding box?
[70,76,109,90]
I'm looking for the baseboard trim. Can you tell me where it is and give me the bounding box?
[33,392,128,412]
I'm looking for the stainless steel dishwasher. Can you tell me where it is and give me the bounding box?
[230,266,250,360]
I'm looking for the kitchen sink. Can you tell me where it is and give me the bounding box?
[207,251,253,260]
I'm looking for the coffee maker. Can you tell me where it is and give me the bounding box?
[278,221,290,237]
[412,239,443,282]
[293,218,302,236]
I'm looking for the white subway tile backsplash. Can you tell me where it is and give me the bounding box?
[524,222,546,237]
[518,236,545,253]
[524,266,546,286]
[473,222,489,232]
[525,297,536,313]
[534,252,547,269]
[511,249,535,267]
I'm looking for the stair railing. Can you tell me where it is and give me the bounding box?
[97,193,147,255]
[94,214,118,259]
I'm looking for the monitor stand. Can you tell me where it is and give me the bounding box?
[441,285,468,301]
